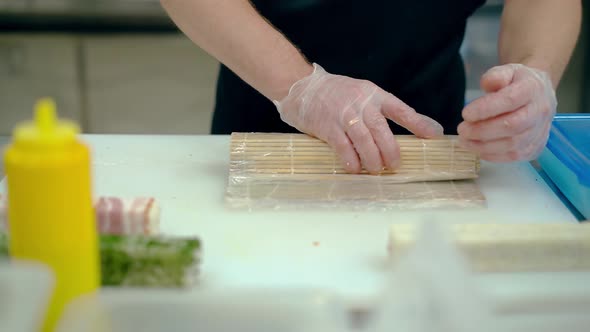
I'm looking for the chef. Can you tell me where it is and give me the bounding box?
[161,0,581,174]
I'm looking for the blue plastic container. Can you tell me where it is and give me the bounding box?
[538,114,590,219]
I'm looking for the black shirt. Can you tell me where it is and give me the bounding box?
[211,0,486,135]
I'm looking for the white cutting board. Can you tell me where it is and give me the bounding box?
[0,135,577,296]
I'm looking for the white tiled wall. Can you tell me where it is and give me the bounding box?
[0,34,82,135]
[0,33,219,136]
[83,35,218,134]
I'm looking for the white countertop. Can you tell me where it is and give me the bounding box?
[0,135,580,296]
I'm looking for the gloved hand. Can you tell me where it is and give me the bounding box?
[458,64,557,162]
[274,63,444,174]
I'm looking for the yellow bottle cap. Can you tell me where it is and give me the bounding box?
[13,98,80,149]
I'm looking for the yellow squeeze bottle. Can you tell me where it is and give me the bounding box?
[4,98,100,332]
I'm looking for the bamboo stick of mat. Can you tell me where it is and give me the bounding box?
[230,133,480,181]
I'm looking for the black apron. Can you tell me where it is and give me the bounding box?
[211,0,486,135]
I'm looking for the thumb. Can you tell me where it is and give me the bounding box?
[381,92,444,138]
[480,65,517,93]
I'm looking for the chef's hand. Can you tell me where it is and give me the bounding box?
[458,64,557,162]
[274,63,444,174]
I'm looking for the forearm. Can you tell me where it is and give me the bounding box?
[160,0,313,100]
[499,0,582,87]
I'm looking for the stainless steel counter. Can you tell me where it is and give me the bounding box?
[0,0,173,29]
[0,0,165,18]
[0,0,503,21]
[0,0,504,32]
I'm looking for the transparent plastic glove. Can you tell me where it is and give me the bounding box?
[458,64,557,162]
[274,64,444,174]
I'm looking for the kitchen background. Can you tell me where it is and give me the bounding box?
[0,0,588,137]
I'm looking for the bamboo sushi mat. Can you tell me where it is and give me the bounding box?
[226,133,486,210]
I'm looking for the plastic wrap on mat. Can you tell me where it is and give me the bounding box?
[389,223,590,272]
[0,233,201,288]
[0,196,159,236]
[226,133,485,210]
